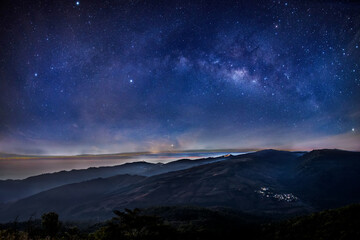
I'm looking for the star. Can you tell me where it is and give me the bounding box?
[0,0,359,157]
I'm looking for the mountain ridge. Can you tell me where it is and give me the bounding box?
[0,154,233,203]
[0,149,359,222]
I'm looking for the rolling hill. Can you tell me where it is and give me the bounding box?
[0,154,231,203]
[0,149,359,222]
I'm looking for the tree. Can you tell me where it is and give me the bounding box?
[41,212,61,237]
[92,208,175,240]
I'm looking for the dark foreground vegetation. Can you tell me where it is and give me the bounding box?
[0,204,359,240]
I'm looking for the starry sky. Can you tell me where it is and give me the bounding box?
[0,0,359,155]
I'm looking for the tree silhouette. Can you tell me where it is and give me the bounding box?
[92,208,175,240]
[41,212,61,237]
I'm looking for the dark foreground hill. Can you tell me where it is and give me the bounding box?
[0,149,359,222]
[0,204,359,240]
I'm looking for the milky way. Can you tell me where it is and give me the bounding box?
[0,0,359,154]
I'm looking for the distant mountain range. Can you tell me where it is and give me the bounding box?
[0,154,230,203]
[0,149,359,222]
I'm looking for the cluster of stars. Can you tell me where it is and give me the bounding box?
[0,0,359,154]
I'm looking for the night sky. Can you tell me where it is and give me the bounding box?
[0,0,359,155]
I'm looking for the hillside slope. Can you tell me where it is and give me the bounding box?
[0,150,306,221]
[0,154,230,203]
[0,149,359,222]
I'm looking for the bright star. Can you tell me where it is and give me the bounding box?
[129,79,133,83]
[76,1,80,6]
[352,128,355,132]
[34,73,38,77]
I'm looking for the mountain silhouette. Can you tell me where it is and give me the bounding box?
[0,154,229,203]
[0,149,359,222]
